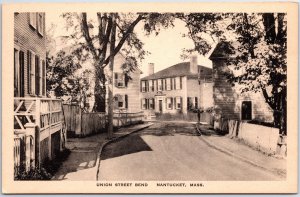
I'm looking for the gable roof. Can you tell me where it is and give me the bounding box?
[209,41,238,60]
[141,62,212,80]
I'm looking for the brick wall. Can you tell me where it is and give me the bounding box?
[14,12,46,98]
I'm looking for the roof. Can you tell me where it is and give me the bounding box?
[141,62,212,80]
[209,41,238,60]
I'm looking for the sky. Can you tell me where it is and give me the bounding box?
[46,13,214,77]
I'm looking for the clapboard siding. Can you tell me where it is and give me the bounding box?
[113,53,141,113]
[212,58,273,122]
[14,12,46,98]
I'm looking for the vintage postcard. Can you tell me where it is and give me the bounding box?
[2,2,298,194]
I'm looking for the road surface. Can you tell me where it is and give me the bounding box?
[99,122,282,181]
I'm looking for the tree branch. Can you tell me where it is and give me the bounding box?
[103,14,144,66]
[81,13,97,59]
[262,88,275,110]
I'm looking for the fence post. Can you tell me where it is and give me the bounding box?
[48,100,52,160]
[24,122,36,170]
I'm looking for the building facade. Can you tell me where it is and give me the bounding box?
[14,12,46,98]
[140,55,213,118]
[111,53,142,113]
[209,42,274,123]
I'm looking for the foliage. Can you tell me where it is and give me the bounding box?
[15,167,52,180]
[14,149,71,180]
[60,12,176,112]
[46,50,92,106]
[180,13,287,134]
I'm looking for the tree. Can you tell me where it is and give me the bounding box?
[181,13,287,135]
[60,12,175,137]
[46,50,92,108]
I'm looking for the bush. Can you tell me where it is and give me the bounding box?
[14,148,71,180]
[14,167,52,180]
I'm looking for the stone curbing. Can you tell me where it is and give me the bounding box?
[96,123,153,181]
[195,123,285,178]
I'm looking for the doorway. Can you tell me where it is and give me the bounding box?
[159,100,163,113]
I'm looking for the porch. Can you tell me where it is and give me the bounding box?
[14,97,66,176]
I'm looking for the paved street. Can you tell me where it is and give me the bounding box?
[99,122,283,181]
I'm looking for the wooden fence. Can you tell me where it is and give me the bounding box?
[63,104,144,137]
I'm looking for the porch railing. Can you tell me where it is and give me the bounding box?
[14,97,66,175]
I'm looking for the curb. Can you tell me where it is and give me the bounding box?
[95,123,153,181]
[195,124,285,178]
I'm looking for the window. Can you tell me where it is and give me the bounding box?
[149,80,154,92]
[195,97,198,109]
[175,97,182,109]
[115,73,125,88]
[187,97,194,110]
[241,101,252,120]
[114,94,125,109]
[166,78,171,90]
[166,98,173,110]
[29,13,37,29]
[149,98,155,109]
[37,13,44,36]
[158,79,162,91]
[141,81,146,92]
[175,77,181,90]
[142,98,147,110]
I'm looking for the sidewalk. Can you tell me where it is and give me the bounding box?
[52,122,153,181]
[196,124,286,178]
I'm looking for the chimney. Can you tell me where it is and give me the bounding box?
[148,63,154,76]
[190,54,198,74]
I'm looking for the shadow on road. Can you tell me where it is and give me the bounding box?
[101,135,152,160]
[101,122,225,161]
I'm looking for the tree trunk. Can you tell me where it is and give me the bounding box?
[93,66,106,112]
[107,14,117,139]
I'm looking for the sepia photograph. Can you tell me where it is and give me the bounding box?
[2,2,298,194]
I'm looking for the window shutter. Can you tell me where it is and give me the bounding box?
[19,51,25,97]
[180,77,182,89]
[165,79,167,90]
[29,13,37,29]
[125,73,129,87]
[180,97,182,109]
[27,51,31,94]
[170,78,173,90]
[174,78,176,90]
[146,81,149,92]
[42,60,46,96]
[114,73,118,87]
[174,97,176,109]
[35,56,40,95]
[125,94,128,109]
[153,98,155,109]
[156,80,158,91]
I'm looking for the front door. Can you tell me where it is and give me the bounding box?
[159,100,163,113]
